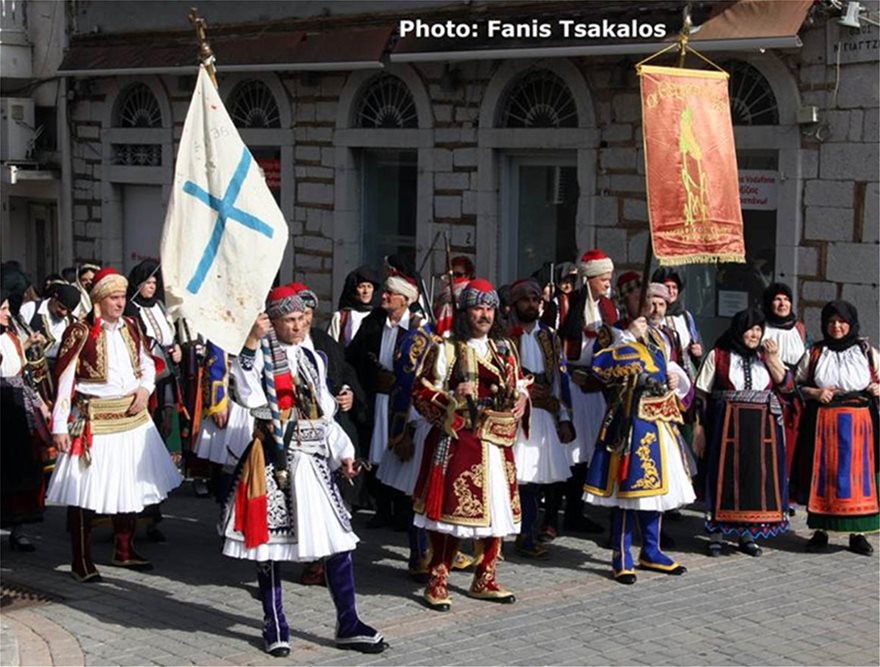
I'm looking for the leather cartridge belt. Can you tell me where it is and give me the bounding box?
[76,394,150,435]
[375,369,396,395]
[531,395,561,414]
[461,408,518,447]
[637,391,683,424]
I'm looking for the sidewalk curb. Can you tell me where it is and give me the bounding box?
[3,607,85,667]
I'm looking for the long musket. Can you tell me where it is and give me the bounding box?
[444,232,479,427]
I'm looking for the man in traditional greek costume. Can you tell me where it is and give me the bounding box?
[507,278,575,558]
[584,282,695,584]
[222,285,386,657]
[411,278,529,610]
[47,267,182,582]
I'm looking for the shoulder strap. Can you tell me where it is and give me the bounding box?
[795,320,806,343]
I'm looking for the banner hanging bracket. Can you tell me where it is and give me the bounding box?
[634,3,727,76]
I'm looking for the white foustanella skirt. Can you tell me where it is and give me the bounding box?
[195,401,254,465]
[584,422,696,512]
[568,388,606,466]
[46,421,183,514]
[222,450,360,562]
[512,408,572,485]
[377,419,431,496]
[368,394,390,466]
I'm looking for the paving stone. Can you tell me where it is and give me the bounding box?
[2,494,878,666]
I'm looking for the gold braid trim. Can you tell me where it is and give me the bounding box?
[631,432,661,491]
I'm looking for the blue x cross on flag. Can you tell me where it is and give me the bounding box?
[161,66,289,353]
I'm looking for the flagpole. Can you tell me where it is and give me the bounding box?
[188,7,218,88]
[636,4,692,316]
[186,8,286,471]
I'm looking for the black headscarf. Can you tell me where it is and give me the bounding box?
[716,307,765,360]
[651,267,685,316]
[0,261,32,317]
[762,282,797,330]
[48,283,82,312]
[337,265,381,312]
[819,300,860,352]
[126,259,164,309]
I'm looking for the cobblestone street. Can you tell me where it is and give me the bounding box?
[1,488,878,666]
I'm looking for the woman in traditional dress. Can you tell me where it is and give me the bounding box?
[327,266,380,346]
[0,292,50,551]
[126,259,183,541]
[761,282,809,487]
[793,300,879,555]
[694,308,790,557]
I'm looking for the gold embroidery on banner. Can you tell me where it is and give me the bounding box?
[452,464,484,518]
[631,432,661,490]
[679,107,711,228]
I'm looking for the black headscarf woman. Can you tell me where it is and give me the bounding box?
[716,307,765,360]
[0,262,32,320]
[819,300,860,353]
[762,282,797,330]
[337,265,381,312]
[126,259,164,311]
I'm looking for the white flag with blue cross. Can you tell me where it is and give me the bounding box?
[161,65,288,353]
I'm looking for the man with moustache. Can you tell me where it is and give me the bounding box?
[411,279,529,610]
[584,282,695,584]
[507,278,575,558]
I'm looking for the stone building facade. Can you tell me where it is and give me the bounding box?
[4,0,878,341]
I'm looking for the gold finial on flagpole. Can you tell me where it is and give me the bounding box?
[677,3,692,69]
[188,7,218,87]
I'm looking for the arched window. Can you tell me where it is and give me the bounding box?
[111,83,162,166]
[499,69,578,129]
[355,74,418,129]
[227,80,281,129]
[113,83,162,128]
[726,61,779,126]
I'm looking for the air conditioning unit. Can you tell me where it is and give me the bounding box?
[0,97,35,162]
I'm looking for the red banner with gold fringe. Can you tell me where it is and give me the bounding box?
[639,65,745,266]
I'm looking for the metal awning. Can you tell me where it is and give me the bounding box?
[390,0,813,63]
[58,26,393,76]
